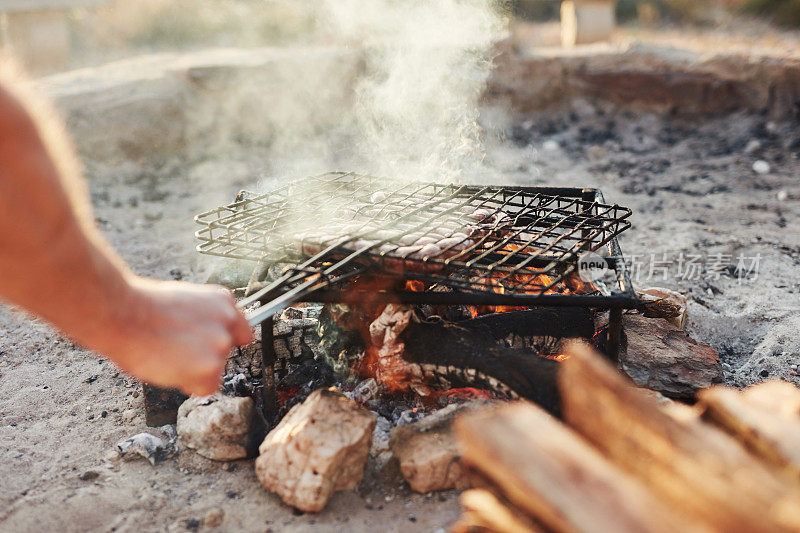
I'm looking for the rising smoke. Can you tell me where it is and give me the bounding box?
[320,0,507,183]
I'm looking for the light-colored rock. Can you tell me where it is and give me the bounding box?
[389,403,480,493]
[116,433,166,465]
[177,395,255,461]
[255,388,376,513]
[542,139,560,152]
[745,139,763,155]
[639,286,688,329]
[753,160,771,175]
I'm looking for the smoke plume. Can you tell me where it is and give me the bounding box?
[319,0,506,182]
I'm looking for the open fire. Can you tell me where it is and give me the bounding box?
[191,173,640,423]
[134,171,717,516]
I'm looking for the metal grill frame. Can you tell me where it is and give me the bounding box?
[195,173,637,308]
[195,173,640,363]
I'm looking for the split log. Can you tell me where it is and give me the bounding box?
[454,488,546,533]
[454,401,700,533]
[699,380,800,481]
[561,341,800,533]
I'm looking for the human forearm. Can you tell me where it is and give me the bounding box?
[0,66,252,395]
[0,71,136,349]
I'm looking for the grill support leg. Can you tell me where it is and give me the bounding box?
[260,317,278,425]
[606,307,622,364]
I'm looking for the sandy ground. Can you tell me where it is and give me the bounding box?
[0,145,463,531]
[481,105,800,387]
[2,50,800,533]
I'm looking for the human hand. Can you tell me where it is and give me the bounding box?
[100,277,254,396]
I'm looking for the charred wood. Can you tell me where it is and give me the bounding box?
[401,321,561,417]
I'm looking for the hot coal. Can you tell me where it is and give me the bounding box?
[275,359,340,418]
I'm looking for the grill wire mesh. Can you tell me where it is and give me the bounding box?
[195,173,633,303]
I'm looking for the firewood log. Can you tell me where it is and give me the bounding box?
[454,401,701,533]
[455,489,545,533]
[698,380,800,482]
[560,341,800,533]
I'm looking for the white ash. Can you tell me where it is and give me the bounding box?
[116,432,170,465]
[395,408,427,426]
[345,378,380,404]
[370,415,393,466]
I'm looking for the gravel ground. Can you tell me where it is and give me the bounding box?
[482,103,800,386]
[1,95,800,530]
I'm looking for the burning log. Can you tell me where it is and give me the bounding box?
[254,388,376,513]
[323,301,563,415]
[459,307,594,343]
[560,342,800,532]
[400,319,561,416]
[698,380,800,481]
[368,304,428,394]
[621,313,722,400]
[454,400,699,533]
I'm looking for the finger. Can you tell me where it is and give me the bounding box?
[229,309,254,347]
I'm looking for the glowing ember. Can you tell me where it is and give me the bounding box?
[429,387,494,401]
[277,386,301,407]
[405,280,426,292]
[322,260,597,396]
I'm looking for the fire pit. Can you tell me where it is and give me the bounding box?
[193,172,639,420]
